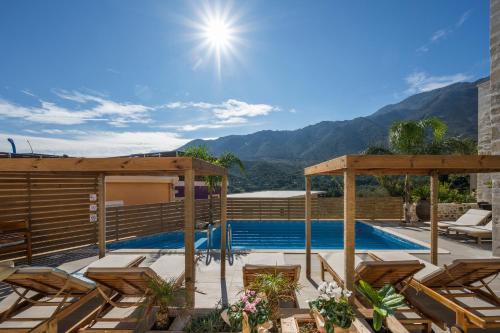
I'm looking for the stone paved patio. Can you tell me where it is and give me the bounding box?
[1,221,499,332]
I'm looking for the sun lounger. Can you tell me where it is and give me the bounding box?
[242,264,301,308]
[0,254,144,333]
[318,252,432,333]
[424,209,491,233]
[80,254,185,332]
[448,221,493,244]
[369,251,500,332]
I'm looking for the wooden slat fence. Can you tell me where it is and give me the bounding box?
[0,172,100,261]
[105,199,220,242]
[0,172,402,263]
[227,197,403,220]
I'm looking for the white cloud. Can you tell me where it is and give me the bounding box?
[405,71,472,94]
[430,29,450,42]
[457,10,471,27]
[212,99,279,120]
[0,131,189,157]
[417,10,471,53]
[163,98,280,131]
[0,91,153,126]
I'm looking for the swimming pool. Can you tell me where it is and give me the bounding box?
[108,220,427,251]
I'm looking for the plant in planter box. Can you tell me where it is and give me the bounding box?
[308,281,355,333]
[247,271,301,322]
[139,277,185,330]
[185,303,238,332]
[412,185,430,221]
[356,280,405,332]
[224,290,271,333]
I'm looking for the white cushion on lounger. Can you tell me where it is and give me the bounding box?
[368,251,441,283]
[319,252,364,283]
[450,220,493,233]
[72,254,144,283]
[424,209,491,228]
[149,254,185,281]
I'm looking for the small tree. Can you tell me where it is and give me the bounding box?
[184,145,245,225]
[365,117,477,223]
[139,277,184,330]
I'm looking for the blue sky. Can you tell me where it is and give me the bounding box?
[0,0,490,156]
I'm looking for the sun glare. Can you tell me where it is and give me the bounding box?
[204,19,232,48]
[188,2,244,79]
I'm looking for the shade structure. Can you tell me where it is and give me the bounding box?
[0,155,227,308]
[304,154,500,290]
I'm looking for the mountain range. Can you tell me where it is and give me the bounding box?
[181,78,485,192]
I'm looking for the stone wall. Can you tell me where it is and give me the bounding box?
[490,0,500,256]
[477,81,493,203]
[409,202,479,222]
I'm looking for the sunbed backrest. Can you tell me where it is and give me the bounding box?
[85,267,161,296]
[355,261,424,288]
[4,267,94,295]
[422,258,500,287]
[242,265,301,288]
[454,210,491,226]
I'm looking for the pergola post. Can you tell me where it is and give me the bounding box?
[305,176,312,277]
[98,173,106,258]
[344,170,356,291]
[220,175,228,278]
[430,171,439,265]
[184,169,196,308]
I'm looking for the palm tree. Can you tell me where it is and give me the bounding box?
[388,117,447,223]
[183,145,245,225]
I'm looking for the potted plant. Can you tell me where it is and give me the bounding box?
[247,272,301,323]
[412,185,430,221]
[222,290,272,333]
[355,280,405,332]
[308,281,355,333]
[140,277,185,332]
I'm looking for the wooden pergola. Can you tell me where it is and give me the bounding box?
[304,154,500,290]
[0,156,228,308]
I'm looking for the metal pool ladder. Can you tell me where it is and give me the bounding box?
[205,223,213,265]
[227,224,233,265]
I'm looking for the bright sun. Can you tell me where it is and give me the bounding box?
[204,19,232,49]
[189,3,243,78]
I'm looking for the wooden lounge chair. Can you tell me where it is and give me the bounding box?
[369,251,500,332]
[0,220,32,264]
[424,209,491,234]
[448,221,493,244]
[80,254,185,332]
[242,264,301,308]
[318,252,432,333]
[0,254,144,333]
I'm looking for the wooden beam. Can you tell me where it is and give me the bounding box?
[184,169,196,308]
[344,170,356,291]
[220,175,228,278]
[0,157,226,176]
[304,155,500,176]
[430,171,439,265]
[97,173,106,258]
[304,156,348,176]
[305,176,312,277]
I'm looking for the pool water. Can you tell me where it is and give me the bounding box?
[108,220,427,251]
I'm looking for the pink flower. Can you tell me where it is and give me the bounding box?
[249,290,256,296]
[244,302,257,313]
[240,294,248,302]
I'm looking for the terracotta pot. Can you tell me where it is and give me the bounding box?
[415,199,430,221]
